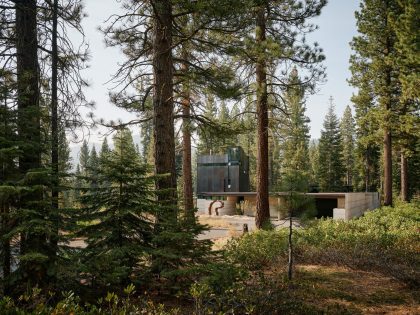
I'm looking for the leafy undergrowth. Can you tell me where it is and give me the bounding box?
[2,264,418,314]
[1,202,419,314]
[190,263,420,314]
[226,201,420,287]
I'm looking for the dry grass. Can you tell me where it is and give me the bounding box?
[198,215,235,229]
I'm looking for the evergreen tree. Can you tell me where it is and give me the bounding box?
[278,69,311,187]
[140,118,154,164]
[73,164,82,204]
[340,105,356,189]
[0,71,19,294]
[196,93,219,155]
[308,140,320,189]
[237,100,258,190]
[225,0,326,228]
[58,128,73,208]
[391,0,420,201]
[350,0,403,205]
[392,0,419,103]
[318,99,344,191]
[99,137,111,164]
[79,140,90,177]
[77,129,155,290]
[1,0,89,291]
[88,146,99,189]
[350,70,381,192]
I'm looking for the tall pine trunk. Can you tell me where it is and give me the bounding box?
[51,0,59,261]
[1,88,11,294]
[382,4,392,207]
[152,0,177,212]
[383,129,392,206]
[400,152,408,202]
[181,67,194,216]
[255,6,270,229]
[16,0,44,286]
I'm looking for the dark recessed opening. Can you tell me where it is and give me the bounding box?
[315,198,337,218]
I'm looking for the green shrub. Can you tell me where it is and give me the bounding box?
[225,202,420,286]
[295,202,420,286]
[225,229,289,270]
[0,285,180,315]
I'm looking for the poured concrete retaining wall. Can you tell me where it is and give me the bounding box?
[196,192,380,220]
[196,198,236,216]
[243,196,279,217]
[343,192,380,220]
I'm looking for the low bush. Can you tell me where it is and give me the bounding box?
[0,285,181,314]
[225,229,288,270]
[296,202,420,287]
[225,202,420,286]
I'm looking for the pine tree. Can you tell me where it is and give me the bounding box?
[225,0,326,228]
[340,105,356,189]
[79,140,90,178]
[0,0,89,291]
[278,69,311,187]
[196,93,219,155]
[392,0,420,201]
[237,100,258,190]
[0,71,19,294]
[73,164,82,204]
[99,137,111,164]
[393,0,419,103]
[88,146,99,189]
[318,99,345,191]
[14,0,51,289]
[308,140,320,190]
[77,129,155,290]
[58,128,73,208]
[140,118,154,164]
[350,68,381,192]
[350,0,403,205]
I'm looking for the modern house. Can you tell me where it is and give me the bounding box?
[196,147,380,220]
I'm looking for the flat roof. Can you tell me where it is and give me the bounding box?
[199,192,348,198]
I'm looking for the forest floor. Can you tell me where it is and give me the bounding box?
[263,264,420,315]
[156,263,419,314]
[193,216,420,314]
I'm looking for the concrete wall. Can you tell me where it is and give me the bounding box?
[342,192,380,220]
[197,192,380,220]
[241,196,279,217]
[196,198,237,216]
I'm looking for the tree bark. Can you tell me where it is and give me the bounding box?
[181,71,194,216]
[288,211,293,280]
[255,6,270,229]
[383,129,392,206]
[50,0,59,261]
[16,0,44,286]
[16,0,40,173]
[152,0,177,212]
[382,3,393,206]
[400,152,408,202]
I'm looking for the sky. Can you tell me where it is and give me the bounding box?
[73,0,361,149]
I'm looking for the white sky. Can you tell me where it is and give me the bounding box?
[74,0,361,147]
